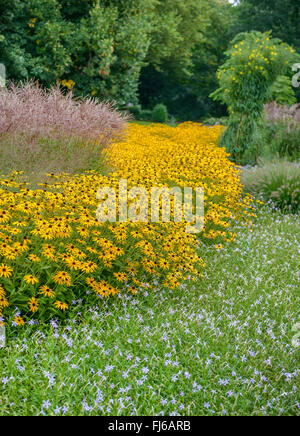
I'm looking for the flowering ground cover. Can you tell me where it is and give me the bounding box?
[0,208,299,416]
[0,123,254,326]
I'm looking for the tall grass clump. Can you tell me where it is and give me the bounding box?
[264,102,300,160]
[0,82,128,176]
[242,159,300,214]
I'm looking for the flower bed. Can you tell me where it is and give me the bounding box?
[0,123,254,326]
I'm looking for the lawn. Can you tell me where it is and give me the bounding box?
[1,207,299,416]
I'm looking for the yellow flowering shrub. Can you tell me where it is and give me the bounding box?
[0,123,254,326]
[211,31,297,164]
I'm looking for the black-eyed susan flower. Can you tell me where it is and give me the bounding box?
[0,264,13,279]
[53,271,71,286]
[13,316,24,326]
[28,254,41,262]
[28,297,39,313]
[0,122,254,324]
[40,285,55,298]
[24,275,39,285]
[54,301,68,311]
[113,272,128,282]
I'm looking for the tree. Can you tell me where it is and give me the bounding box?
[232,0,300,53]
[0,0,221,107]
[0,0,153,105]
[139,0,232,120]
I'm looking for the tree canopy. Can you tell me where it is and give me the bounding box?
[232,0,300,53]
[0,0,299,117]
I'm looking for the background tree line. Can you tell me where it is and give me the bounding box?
[0,0,299,120]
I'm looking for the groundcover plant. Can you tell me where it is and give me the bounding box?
[0,208,299,416]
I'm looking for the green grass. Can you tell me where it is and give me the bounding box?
[0,208,299,416]
[242,159,300,214]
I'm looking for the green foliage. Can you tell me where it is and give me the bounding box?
[145,0,210,73]
[263,102,300,160]
[139,0,232,120]
[0,0,153,105]
[126,105,153,122]
[127,104,142,119]
[269,76,297,106]
[264,121,300,160]
[211,31,298,164]
[0,0,218,107]
[232,0,300,53]
[242,160,300,214]
[151,103,168,123]
[139,109,153,122]
[127,103,169,123]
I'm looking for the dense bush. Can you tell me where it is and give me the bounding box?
[0,0,152,106]
[126,105,142,120]
[127,103,169,123]
[242,160,300,214]
[0,123,253,326]
[268,76,297,106]
[0,82,127,175]
[139,110,153,122]
[211,31,298,164]
[151,104,168,123]
[263,102,300,160]
[0,0,216,107]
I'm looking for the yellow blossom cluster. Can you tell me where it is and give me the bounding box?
[216,33,295,109]
[61,79,76,90]
[0,123,254,326]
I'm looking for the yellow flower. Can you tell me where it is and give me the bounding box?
[61,79,75,90]
[24,275,39,285]
[54,300,68,311]
[0,122,254,322]
[40,285,55,298]
[0,286,8,308]
[0,210,11,223]
[53,271,72,286]
[0,264,13,278]
[28,297,39,313]
[113,272,128,282]
[28,254,40,262]
[14,316,25,326]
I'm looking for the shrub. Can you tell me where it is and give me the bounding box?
[0,82,127,176]
[263,102,300,159]
[269,75,297,106]
[139,109,153,122]
[211,31,298,164]
[201,116,229,126]
[152,103,168,123]
[0,0,151,106]
[0,123,253,326]
[242,160,300,214]
[127,105,142,120]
